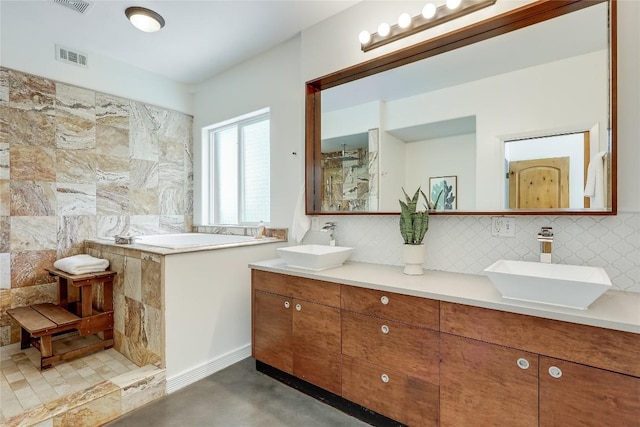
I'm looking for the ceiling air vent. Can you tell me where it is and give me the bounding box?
[56,45,88,68]
[52,0,92,14]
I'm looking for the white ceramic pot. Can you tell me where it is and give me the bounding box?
[403,244,426,275]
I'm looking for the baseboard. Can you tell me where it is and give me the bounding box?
[166,344,251,394]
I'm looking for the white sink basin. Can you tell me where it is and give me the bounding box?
[277,245,353,271]
[483,259,612,310]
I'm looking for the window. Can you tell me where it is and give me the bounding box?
[202,108,270,225]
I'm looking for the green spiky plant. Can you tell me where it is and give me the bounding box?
[399,187,442,245]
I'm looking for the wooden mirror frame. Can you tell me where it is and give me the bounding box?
[305,0,617,216]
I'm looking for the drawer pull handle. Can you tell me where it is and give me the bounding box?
[295,304,302,312]
[517,358,530,370]
[381,374,389,383]
[548,366,563,379]
[380,296,389,305]
[284,301,290,309]
[381,325,390,334]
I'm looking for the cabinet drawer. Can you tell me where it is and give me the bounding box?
[342,311,439,384]
[341,285,439,329]
[252,270,341,307]
[441,302,640,377]
[342,355,439,427]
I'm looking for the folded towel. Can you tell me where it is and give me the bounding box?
[53,254,110,275]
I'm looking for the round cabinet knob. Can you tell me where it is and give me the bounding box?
[380,296,389,305]
[284,301,290,309]
[381,325,390,334]
[517,358,530,370]
[548,366,563,378]
[295,304,302,312]
[381,374,390,383]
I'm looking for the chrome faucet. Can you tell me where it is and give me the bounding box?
[537,226,553,263]
[321,222,337,246]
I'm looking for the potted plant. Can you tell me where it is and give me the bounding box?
[399,187,441,275]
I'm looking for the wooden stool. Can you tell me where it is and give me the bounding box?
[7,269,116,369]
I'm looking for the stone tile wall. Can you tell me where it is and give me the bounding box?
[0,67,193,346]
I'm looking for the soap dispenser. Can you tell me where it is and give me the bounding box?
[256,221,266,239]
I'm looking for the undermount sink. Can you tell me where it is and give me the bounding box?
[483,259,612,310]
[277,245,353,271]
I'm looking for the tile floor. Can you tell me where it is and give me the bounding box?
[0,332,140,422]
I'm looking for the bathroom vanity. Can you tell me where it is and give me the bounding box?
[250,260,640,426]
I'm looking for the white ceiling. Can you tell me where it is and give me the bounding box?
[1,0,358,84]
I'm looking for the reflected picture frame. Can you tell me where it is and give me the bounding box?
[429,176,458,210]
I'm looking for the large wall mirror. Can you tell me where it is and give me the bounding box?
[305,0,617,215]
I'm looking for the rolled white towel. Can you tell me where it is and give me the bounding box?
[53,254,110,275]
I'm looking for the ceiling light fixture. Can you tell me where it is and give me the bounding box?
[125,6,165,33]
[360,0,496,52]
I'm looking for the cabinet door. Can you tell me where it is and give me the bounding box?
[540,357,640,426]
[292,299,341,395]
[440,334,539,427]
[253,290,293,374]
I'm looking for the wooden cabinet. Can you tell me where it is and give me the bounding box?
[539,357,640,426]
[441,302,640,427]
[252,270,341,394]
[440,334,539,427]
[341,285,440,426]
[252,269,640,427]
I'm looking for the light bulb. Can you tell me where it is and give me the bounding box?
[397,12,411,29]
[446,0,462,10]
[378,22,390,37]
[422,3,437,19]
[359,30,371,44]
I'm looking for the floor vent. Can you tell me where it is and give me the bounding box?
[55,45,88,68]
[52,0,92,14]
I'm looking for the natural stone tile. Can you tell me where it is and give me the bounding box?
[96,124,129,158]
[55,83,95,122]
[96,216,129,238]
[143,305,162,357]
[141,256,161,309]
[129,102,163,162]
[159,109,192,140]
[10,250,57,288]
[95,155,129,186]
[0,105,55,146]
[159,137,184,164]
[8,70,55,114]
[0,253,9,289]
[124,257,141,301]
[57,215,96,258]
[97,185,129,215]
[50,383,120,426]
[0,180,9,216]
[159,184,185,216]
[0,67,8,106]
[129,216,160,235]
[113,292,125,334]
[159,215,185,233]
[11,282,57,308]
[129,159,158,189]
[10,145,56,181]
[0,142,8,179]
[55,115,96,150]
[56,149,95,183]
[129,188,158,215]
[10,216,56,251]
[115,367,165,414]
[56,183,96,216]
[10,181,56,216]
[96,92,129,129]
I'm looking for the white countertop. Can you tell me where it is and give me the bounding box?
[88,237,284,256]
[250,259,640,334]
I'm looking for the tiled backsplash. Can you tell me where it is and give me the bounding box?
[325,212,640,293]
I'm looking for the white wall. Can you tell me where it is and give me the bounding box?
[192,36,304,228]
[164,242,286,392]
[0,7,193,115]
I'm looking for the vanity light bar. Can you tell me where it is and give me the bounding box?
[360,0,496,52]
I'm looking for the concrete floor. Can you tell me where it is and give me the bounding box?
[106,358,370,427]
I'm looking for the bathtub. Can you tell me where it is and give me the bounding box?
[134,233,257,249]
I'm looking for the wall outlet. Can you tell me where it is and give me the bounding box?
[491,217,516,237]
